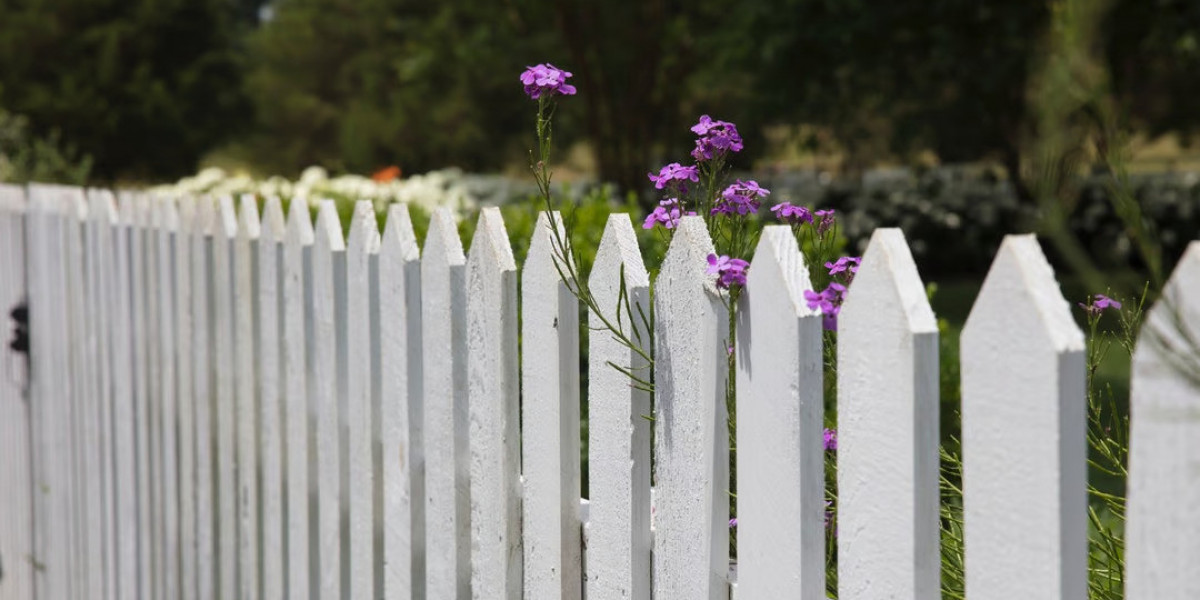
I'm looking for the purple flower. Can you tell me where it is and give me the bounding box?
[648,162,700,190]
[729,518,738,528]
[814,209,836,236]
[690,115,744,161]
[823,428,837,451]
[771,202,814,225]
[804,282,847,330]
[825,499,835,531]
[1079,294,1123,317]
[826,256,861,282]
[520,63,577,99]
[642,198,694,230]
[706,254,750,289]
[712,179,770,216]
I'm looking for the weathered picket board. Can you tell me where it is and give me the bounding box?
[378,203,424,600]
[734,225,824,599]
[961,234,1087,600]
[585,214,652,600]
[156,198,182,600]
[192,195,216,600]
[467,207,522,599]
[422,207,470,600]
[312,200,347,600]
[837,228,939,600]
[521,211,582,600]
[347,201,381,600]
[93,189,123,600]
[653,216,730,600]
[1126,241,1200,600]
[258,196,287,600]
[235,195,262,600]
[0,184,33,600]
[213,195,240,600]
[283,197,315,600]
[176,195,199,600]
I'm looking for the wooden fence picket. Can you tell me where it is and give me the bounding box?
[192,195,217,600]
[521,211,581,600]
[379,203,424,600]
[1126,241,1200,600]
[235,195,262,600]
[258,196,287,600]
[175,195,199,600]
[466,207,522,599]
[110,190,141,600]
[283,197,316,600]
[653,215,730,600]
[213,195,240,600]
[347,201,381,600]
[154,198,182,600]
[421,207,470,600]
[836,228,939,600]
[585,213,652,600]
[0,184,34,600]
[734,225,824,599]
[90,189,122,600]
[961,234,1086,600]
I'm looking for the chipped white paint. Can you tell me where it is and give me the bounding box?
[192,195,217,600]
[379,203,423,600]
[213,195,240,600]
[283,197,316,600]
[467,207,522,599]
[235,195,262,600]
[347,201,381,600]
[586,214,652,600]
[837,228,939,600]
[258,196,287,600]
[734,226,825,599]
[312,200,346,600]
[653,216,729,600]
[421,207,470,600]
[961,234,1086,600]
[175,195,199,600]
[522,211,582,600]
[1127,241,1200,600]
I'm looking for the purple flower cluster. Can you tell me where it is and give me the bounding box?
[648,162,700,190]
[804,282,847,330]
[520,63,577,99]
[815,209,836,236]
[712,180,770,216]
[642,197,694,231]
[707,254,749,289]
[1079,294,1122,317]
[770,202,814,225]
[823,427,838,451]
[826,256,861,282]
[690,115,744,161]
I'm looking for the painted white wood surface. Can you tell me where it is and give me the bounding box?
[192,195,217,600]
[258,196,287,600]
[734,225,825,599]
[156,198,182,600]
[961,234,1086,600]
[128,193,156,600]
[236,195,262,600]
[585,214,652,600]
[1126,241,1200,600]
[312,200,346,600]
[378,203,423,600]
[653,216,729,600]
[421,207,470,600]
[283,197,316,600]
[112,190,140,600]
[175,195,199,600]
[466,207,522,599]
[88,189,120,600]
[213,195,240,600]
[836,228,939,600]
[347,201,381,600]
[521,211,582,600]
[0,185,33,600]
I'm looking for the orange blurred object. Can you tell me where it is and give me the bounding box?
[371,165,402,182]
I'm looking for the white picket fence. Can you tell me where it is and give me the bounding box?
[0,182,1197,600]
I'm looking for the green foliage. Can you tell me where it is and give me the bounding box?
[0,108,92,185]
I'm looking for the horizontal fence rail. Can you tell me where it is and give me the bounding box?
[0,183,1197,600]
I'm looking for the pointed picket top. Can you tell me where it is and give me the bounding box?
[653,215,730,600]
[88,189,118,225]
[194,195,215,237]
[27,182,68,214]
[526,210,569,271]
[64,186,87,221]
[734,225,824,599]
[260,196,286,242]
[835,228,939,600]
[216,195,238,240]
[348,200,381,255]
[177,195,195,233]
[314,199,346,252]
[468,206,516,272]
[134,192,153,231]
[961,234,1086,600]
[586,213,651,600]
[156,195,180,232]
[237,194,262,241]
[1127,241,1200,600]
[381,202,420,261]
[285,196,315,245]
[117,189,138,226]
[425,207,465,266]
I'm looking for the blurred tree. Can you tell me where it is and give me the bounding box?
[0,0,251,182]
